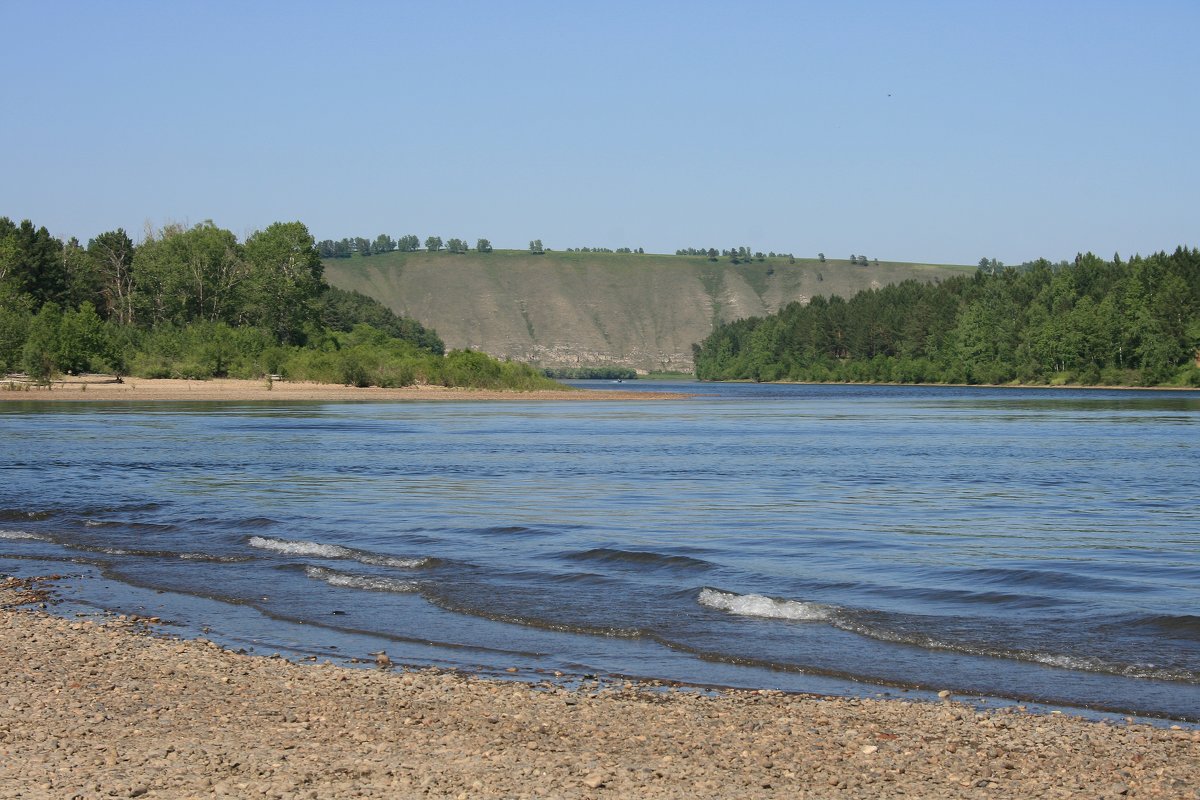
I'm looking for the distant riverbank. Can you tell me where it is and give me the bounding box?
[0,375,686,403]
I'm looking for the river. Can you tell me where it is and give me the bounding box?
[2,382,1197,721]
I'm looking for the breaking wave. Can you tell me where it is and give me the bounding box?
[303,565,419,594]
[699,588,1200,683]
[247,536,430,569]
[0,529,48,541]
[698,588,835,621]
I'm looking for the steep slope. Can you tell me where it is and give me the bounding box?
[324,251,973,372]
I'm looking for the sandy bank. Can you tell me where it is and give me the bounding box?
[0,375,684,403]
[1,577,1195,799]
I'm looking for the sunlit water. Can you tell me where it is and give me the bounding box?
[2,382,1198,721]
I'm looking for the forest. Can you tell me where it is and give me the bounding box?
[0,217,557,390]
[693,248,1200,387]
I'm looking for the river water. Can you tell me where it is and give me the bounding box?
[1,382,1198,721]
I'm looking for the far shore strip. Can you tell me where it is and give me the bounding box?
[0,375,687,402]
[0,576,1196,799]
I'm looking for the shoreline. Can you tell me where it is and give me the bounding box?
[0,375,686,403]
[700,378,1200,393]
[2,577,1197,798]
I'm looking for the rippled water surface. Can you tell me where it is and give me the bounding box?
[2,383,1198,720]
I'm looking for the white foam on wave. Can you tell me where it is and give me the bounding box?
[698,588,834,622]
[248,536,426,568]
[249,535,350,558]
[0,529,47,541]
[304,566,419,594]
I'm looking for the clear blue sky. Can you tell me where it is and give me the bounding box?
[2,0,1196,264]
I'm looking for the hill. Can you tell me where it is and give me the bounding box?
[323,250,975,372]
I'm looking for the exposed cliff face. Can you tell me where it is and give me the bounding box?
[324,251,972,372]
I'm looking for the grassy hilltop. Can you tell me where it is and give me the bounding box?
[324,250,973,372]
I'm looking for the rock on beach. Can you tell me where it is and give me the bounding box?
[0,577,1196,798]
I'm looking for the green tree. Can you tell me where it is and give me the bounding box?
[21,302,63,379]
[476,238,493,253]
[425,236,443,252]
[133,221,247,328]
[87,229,136,325]
[57,301,108,374]
[0,284,33,373]
[243,221,325,343]
[0,218,66,308]
[529,239,544,254]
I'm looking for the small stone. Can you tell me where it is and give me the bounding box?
[937,690,952,699]
[583,773,607,789]
[861,745,878,755]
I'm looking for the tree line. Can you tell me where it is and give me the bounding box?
[0,216,556,390]
[318,235,495,258]
[674,247,798,264]
[693,248,1200,387]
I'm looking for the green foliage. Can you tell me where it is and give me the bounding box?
[2,215,558,392]
[318,286,444,354]
[242,221,324,344]
[542,366,637,380]
[695,248,1200,387]
[133,221,245,327]
[57,302,108,374]
[21,303,63,380]
[0,217,66,308]
[87,229,136,325]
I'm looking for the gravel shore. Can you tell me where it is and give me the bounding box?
[1,576,1196,799]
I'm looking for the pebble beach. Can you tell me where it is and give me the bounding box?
[1,576,1196,799]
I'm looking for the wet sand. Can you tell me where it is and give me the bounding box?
[0,376,682,403]
[1,576,1195,799]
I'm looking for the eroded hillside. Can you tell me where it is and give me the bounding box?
[324,251,972,372]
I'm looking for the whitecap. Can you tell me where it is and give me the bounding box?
[249,535,352,558]
[304,566,419,594]
[248,535,426,569]
[698,588,834,622]
[0,530,47,541]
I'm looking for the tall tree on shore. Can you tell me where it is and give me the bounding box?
[88,229,136,326]
[133,221,247,328]
[0,218,66,308]
[243,221,324,344]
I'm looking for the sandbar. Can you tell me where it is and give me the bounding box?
[0,375,684,403]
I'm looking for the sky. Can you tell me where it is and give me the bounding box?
[2,0,1197,265]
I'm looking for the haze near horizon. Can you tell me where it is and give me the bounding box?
[2,0,1196,265]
